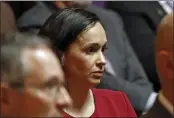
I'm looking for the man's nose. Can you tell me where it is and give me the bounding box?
[55,87,72,109]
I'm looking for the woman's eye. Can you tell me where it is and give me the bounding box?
[102,46,108,52]
[86,47,97,54]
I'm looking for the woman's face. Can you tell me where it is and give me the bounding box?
[63,22,107,86]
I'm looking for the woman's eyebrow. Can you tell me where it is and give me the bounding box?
[83,43,100,48]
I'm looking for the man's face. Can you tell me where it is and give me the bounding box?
[155,13,173,105]
[1,47,72,117]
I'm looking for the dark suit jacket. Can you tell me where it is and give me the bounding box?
[16,2,154,113]
[140,98,172,118]
[107,1,167,92]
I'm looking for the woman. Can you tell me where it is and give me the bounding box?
[39,8,137,117]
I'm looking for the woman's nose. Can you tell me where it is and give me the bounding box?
[97,52,106,67]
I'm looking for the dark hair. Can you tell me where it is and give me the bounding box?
[39,8,100,52]
[1,32,51,89]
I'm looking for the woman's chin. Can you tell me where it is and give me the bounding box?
[89,78,101,86]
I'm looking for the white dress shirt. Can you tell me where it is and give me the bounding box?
[159,1,174,14]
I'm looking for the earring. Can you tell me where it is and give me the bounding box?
[61,54,64,66]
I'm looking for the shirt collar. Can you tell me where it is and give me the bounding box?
[158,91,173,116]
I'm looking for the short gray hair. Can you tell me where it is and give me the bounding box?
[1,32,51,89]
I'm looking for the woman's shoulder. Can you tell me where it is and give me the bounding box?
[91,88,137,117]
[91,88,127,100]
[91,88,133,109]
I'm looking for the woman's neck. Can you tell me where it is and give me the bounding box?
[66,77,94,112]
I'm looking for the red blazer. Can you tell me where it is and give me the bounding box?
[64,88,137,117]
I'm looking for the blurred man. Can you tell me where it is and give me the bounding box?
[140,13,173,118]
[0,32,72,117]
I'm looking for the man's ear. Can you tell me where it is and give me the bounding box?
[1,82,9,104]
[166,52,173,80]
[55,1,67,8]
[1,82,10,116]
